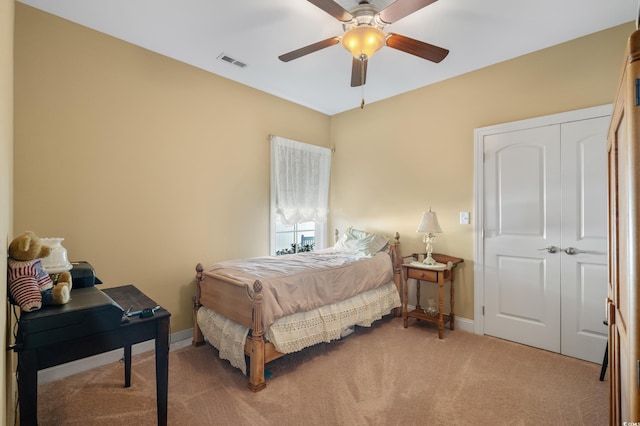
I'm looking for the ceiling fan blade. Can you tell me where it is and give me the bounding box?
[386,33,449,63]
[378,0,438,24]
[278,37,340,62]
[307,0,353,22]
[351,57,368,87]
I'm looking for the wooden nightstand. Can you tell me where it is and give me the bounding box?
[401,253,463,338]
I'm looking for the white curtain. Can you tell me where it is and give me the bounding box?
[270,136,331,226]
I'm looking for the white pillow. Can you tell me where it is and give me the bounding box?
[334,227,389,256]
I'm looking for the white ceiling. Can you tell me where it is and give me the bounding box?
[18,0,638,115]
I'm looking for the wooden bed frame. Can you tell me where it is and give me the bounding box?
[192,232,402,391]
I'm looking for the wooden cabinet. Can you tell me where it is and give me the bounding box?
[607,28,640,425]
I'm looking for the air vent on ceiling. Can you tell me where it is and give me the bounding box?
[217,53,247,68]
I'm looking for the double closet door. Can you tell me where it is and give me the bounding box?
[477,106,611,363]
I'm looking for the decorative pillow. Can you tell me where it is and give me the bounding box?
[334,227,389,256]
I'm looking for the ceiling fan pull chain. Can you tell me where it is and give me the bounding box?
[360,62,366,109]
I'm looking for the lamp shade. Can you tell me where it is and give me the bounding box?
[341,26,386,60]
[417,210,443,234]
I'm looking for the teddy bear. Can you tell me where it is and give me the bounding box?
[7,231,72,312]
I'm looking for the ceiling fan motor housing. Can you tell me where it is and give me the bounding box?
[341,2,385,31]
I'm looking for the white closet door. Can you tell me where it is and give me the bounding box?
[560,116,609,363]
[483,124,562,352]
[480,110,610,363]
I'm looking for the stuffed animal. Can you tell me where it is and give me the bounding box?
[7,231,72,312]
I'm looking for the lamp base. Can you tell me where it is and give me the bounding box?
[422,254,437,265]
[422,233,438,265]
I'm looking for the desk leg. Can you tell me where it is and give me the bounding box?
[155,317,170,426]
[17,350,38,426]
[124,344,132,387]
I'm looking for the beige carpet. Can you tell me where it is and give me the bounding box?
[36,317,607,426]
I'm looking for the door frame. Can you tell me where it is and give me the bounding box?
[473,104,613,335]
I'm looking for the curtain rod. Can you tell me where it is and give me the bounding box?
[267,134,335,153]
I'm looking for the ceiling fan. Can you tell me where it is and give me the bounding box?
[278,0,449,87]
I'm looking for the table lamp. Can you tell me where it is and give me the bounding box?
[417,208,443,265]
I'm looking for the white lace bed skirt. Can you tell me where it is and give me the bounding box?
[196,281,401,374]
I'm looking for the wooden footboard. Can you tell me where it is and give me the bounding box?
[193,263,268,391]
[193,231,402,392]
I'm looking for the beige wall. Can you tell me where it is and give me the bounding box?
[329,22,634,320]
[13,4,330,332]
[2,0,13,423]
[12,2,634,334]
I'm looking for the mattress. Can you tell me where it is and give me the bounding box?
[202,250,394,330]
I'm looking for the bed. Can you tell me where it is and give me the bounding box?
[192,228,402,391]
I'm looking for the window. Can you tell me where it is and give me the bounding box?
[270,136,331,255]
[274,220,316,255]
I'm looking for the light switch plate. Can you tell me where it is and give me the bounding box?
[460,211,470,225]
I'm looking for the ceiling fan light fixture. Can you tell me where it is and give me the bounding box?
[341,26,385,60]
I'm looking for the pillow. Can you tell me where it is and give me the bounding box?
[334,227,389,256]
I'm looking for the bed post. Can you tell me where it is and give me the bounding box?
[248,280,267,392]
[192,263,205,347]
[390,232,402,317]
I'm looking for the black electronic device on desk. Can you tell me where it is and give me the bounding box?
[70,261,103,288]
[15,286,124,351]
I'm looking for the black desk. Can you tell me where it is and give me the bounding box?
[15,285,170,426]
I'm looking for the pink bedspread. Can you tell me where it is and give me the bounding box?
[204,251,393,329]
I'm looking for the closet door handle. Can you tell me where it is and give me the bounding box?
[564,247,578,255]
[538,246,559,254]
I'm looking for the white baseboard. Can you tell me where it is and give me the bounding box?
[455,316,475,333]
[38,328,193,384]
